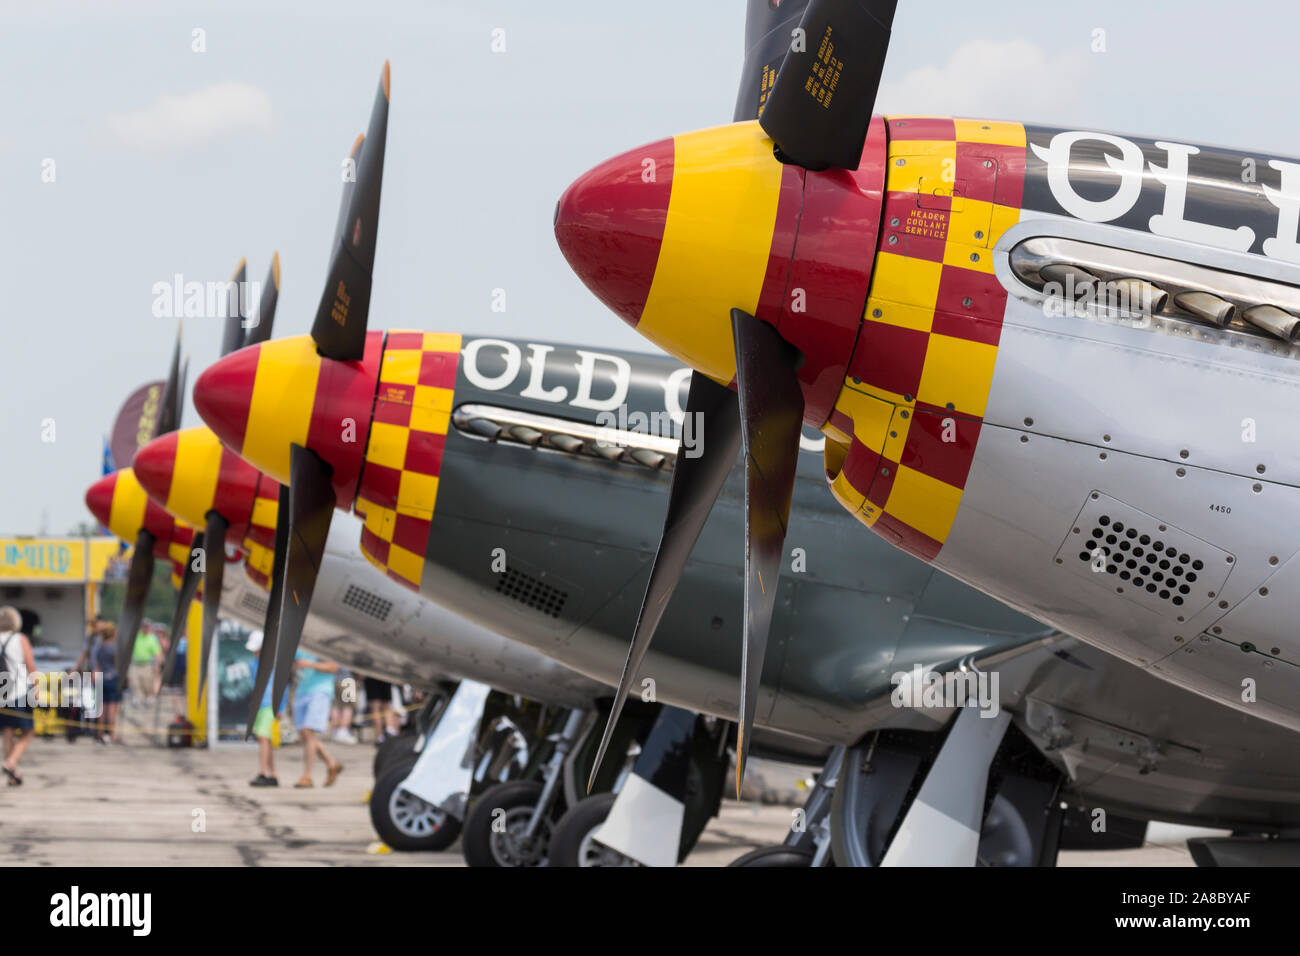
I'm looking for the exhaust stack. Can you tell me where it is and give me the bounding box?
[1242,304,1300,341]
[1108,277,1168,316]
[1173,291,1236,327]
[1039,263,1099,295]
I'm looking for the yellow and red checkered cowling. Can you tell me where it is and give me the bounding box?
[356,332,462,590]
[243,538,274,590]
[825,117,1028,561]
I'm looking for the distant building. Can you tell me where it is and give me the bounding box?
[0,536,121,653]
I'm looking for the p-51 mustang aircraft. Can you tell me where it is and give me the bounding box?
[550,0,1300,862]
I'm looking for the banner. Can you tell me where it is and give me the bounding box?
[216,631,257,732]
[109,380,166,474]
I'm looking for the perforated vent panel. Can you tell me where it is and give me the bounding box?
[341,583,393,622]
[1056,492,1234,618]
[496,567,567,618]
[239,591,269,618]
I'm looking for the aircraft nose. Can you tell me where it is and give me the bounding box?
[135,427,262,539]
[84,473,117,527]
[132,432,179,510]
[554,136,674,330]
[555,122,789,385]
[85,467,171,547]
[193,333,384,508]
[192,344,261,467]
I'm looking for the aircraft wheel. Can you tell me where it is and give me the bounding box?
[461,780,555,867]
[369,758,461,852]
[728,845,815,867]
[371,729,418,779]
[549,793,641,867]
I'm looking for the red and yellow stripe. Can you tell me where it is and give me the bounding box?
[193,331,385,511]
[825,117,1027,560]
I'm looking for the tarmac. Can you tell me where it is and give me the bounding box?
[0,707,1202,867]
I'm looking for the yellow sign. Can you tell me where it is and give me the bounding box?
[0,537,121,583]
[0,538,85,581]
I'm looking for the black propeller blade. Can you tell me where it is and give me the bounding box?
[734,0,812,122]
[332,135,365,257]
[198,512,229,697]
[117,325,186,674]
[177,357,190,424]
[246,484,290,734]
[758,0,897,170]
[310,62,390,362]
[156,328,184,436]
[268,445,335,723]
[243,253,281,348]
[158,532,205,688]
[219,259,248,357]
[586,369,742,791]
[584,309,807,795]
[730,308,805,793]
[114,528,157,676]
[155,532,205,728]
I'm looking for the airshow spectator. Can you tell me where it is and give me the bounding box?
[0,606,36,784]
[93,624,123,744]
[364,676,398,744]
[245,631,283,787]
[292,650,343,787]
[72,616,107,673]
[330,667,358,745]
[129,621,162,707]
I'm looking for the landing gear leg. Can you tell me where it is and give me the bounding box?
[729,745,843,867]
[831,711,1065,866]
[372,683,454,780]
[460,708,592,867]
[881,706,1011,866]
[831,733,927,867]
[550,706,728,866]
[380,680,494,834]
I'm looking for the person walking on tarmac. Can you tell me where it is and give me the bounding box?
[129,621,162,707]
[244,630,286,786]
[92,624,123,744]
[292,650,343,788]
[364,676,398,744]
[0,606,36,785]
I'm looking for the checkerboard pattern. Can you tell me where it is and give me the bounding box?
[824,117,1026,560]
[356,331,462,590]
[243,539,273,590]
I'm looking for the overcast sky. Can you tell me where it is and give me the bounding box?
[4,0,1298,534]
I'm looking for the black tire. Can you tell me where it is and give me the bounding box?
[728,845,815,867]
[369,757,462,852]
[549,793,641,867]
[372,730,418,780]
[461,780,555,867]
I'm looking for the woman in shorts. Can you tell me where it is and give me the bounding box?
[0,606,37,783]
